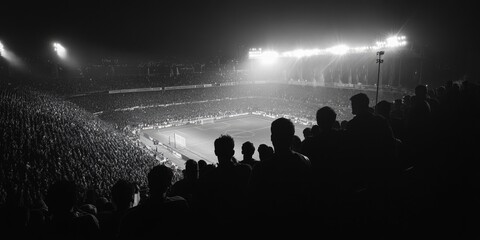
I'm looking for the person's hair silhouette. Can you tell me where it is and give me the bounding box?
[350,93,370,115]
[214,134,235,166]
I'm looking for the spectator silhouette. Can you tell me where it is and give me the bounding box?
[97,179,136,240]
[407,85,431,128]
[346,93,396,167]
[375,100,404,141]
[257,143,273,161]
[302,106,343,163]
[197,159,208,179]
[344,93,397,231]
[302,127,312,146]
[43,180,100,240]
[239,141,259,168]
[169,159,199,207]
[303,127,312,139]
[311,124,320,136]
[404,85,434,166]
[118,165,189,239]
[248,117,313,230]
[195,135,251,228]
[301,106,344,224]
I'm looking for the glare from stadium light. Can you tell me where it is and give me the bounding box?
[326,44,350,55]
[259,50,279,65]
[0,41,5,57]
[353,46,369,53]
[375,35,407,49]
[248,48,263,59]
[252,35,407,60]
[386,36,404,47]
[53,42,67,59]
[282,48,323,58]
[0,41,24,68]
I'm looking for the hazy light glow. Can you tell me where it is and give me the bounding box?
[258,50,279,65]
[0,41,24,68]
[249,48,279,64]
[282,48,323,58]
[384,35,407,48]
[53,42,67,59]
[249,35,407,60]
[326,44,350,55]
[248,48,263,59]
[0,41,5,57]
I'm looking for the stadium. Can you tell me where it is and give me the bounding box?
[1,1,479,237]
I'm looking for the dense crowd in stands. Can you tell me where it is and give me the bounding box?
[0,86,176,208]
[69,84,403,129]
[1,76,479,237]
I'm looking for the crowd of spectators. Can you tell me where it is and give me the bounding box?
[69,84,403,130]
[0,85,171,208]
[2,75,479,237]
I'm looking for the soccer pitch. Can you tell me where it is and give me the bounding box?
[141,115,308,166]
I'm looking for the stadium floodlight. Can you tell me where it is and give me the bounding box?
[248,48,263,59]
[0,41,23,69]
[385,36,407,48]
[353,46,369,53]
[251,35,407,60]
[282,48,323,58]
[53,42,67,59]
[326,44,350,55]
[254,50,278,65]
[0,41,5,57]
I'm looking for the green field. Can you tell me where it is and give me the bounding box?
[141,115,309,166]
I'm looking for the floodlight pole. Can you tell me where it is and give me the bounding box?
[375,51,385,107]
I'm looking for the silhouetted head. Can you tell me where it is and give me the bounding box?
[316,106,337,131]
[111,179,135,210]
[302,127,312,138]
[46,180,77,214]
[214,134,235,164]
[415,85,428,99]
[198,159,207,170]
[375,100,391,119]
[184,159,198,180]
[311,125,320,136]
[258,144,273,161]
[350,93,370,115]
[271,117,295,151]
[147,165,174,198]
[241,141,255,158]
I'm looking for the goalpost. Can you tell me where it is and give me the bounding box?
[169,133,186,149]
[200,117,215,124]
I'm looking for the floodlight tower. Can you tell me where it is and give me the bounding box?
[375,51,385,107]
[0,41,5,57]
[0,41,7,76]
[52,42,67,79]
[0,41,11,77]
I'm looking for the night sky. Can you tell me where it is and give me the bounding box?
[1,0,477,67]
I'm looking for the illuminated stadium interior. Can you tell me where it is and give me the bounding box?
[0,1,478,235]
